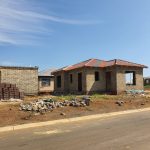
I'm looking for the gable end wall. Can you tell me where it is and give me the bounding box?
[0,68,38,95]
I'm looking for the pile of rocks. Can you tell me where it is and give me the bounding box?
[126,90,144,95]
[20,97,90,114]
[115,101,124,106]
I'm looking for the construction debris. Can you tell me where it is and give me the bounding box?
[60,112,66,116]
[141,102,145,105]
[126,90,144,95]
[115,101,124,106]
[0,83,24,100]
[20,97,91,114]
[82,96,91,106]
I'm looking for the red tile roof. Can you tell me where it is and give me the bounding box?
[52,59,148,73]
[105,59,148,68]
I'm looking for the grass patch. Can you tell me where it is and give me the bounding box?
[24,94,117,102]
[144,85,150,88]
[53,94,115,101]
[52,95,78,101]
[90,94,111,100]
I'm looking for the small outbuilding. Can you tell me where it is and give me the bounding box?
[38,69,55,94]
[0,66,38,95]
[52,59,148,95]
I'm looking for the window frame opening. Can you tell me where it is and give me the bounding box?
[125,71,136,86]
[41,78,50,87]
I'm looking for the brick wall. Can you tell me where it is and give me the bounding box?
[0,67,38,95]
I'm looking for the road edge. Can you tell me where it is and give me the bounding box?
[1,107,150,133]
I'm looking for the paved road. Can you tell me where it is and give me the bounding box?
[1,111,150,150]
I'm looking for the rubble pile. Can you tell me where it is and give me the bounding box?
[20,97,90,114]
[115,101,124,106]
[126,90,144,95]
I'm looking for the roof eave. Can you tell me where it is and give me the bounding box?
[38,75,54,77]
[143,66,148,69]
[51,70,65,74]
[114,64,148,68]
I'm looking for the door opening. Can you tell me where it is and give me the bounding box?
[78,73,82,92]
[106,72,112,92]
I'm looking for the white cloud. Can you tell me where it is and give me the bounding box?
[0,0,101,45]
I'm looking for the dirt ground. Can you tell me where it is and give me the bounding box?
[0,94,150,127]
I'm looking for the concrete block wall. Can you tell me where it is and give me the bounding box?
[116,66,144,94]
[67,68,86,94]
[85,68,106,94]
[0,67,38,95]
[38,76,54,93]
[53,68,87,94]
[105,66,117,94]
[53,66,145,95]
[53,71,66,93]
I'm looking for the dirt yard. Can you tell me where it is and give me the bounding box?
[0,94,150,127]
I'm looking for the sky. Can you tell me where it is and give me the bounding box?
[0,0,150,76]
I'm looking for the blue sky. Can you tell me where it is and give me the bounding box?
[0,0,149,76]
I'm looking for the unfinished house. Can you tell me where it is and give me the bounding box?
[38,69,55,93]
[52,59,147,95]
[0,66,38,95]
[144,77,150,86]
